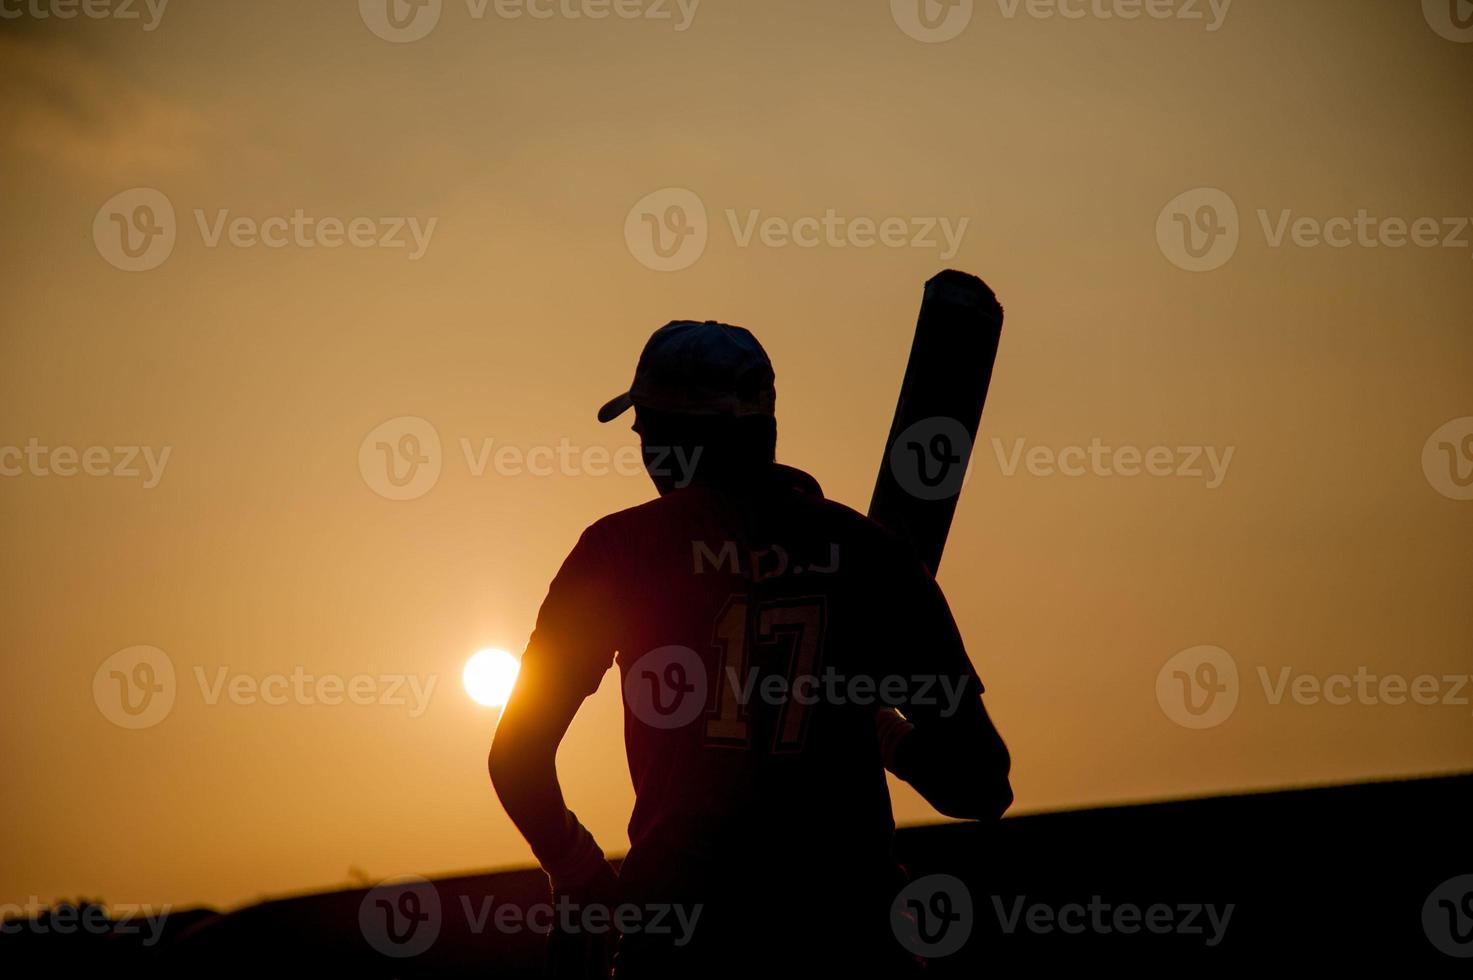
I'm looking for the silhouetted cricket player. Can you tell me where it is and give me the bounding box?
[489,320,1012,978]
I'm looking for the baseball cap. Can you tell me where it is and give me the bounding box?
[597,320,776,423]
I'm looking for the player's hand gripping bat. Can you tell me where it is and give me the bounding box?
[868,271,1004,782]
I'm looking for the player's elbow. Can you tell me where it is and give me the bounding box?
[932,774,1012,822]
[983,774,1014,821]
[487,719,557,803]
[933,743,1013,822]
[907,714,1013,821]
[487,725,528,797]
[976,743,1014,820]
[487,736,511,793]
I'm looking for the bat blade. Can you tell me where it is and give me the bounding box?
[867,270,1004,575]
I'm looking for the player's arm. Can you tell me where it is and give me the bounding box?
[487,525,620,892]
[877,553,1012,821]
[488,652,612,888]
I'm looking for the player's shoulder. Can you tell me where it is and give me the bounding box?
[572,490,705,555]
[799,492,891,545]
[578,495,668,543]
[759,466,925,568]
[808,497,926,575]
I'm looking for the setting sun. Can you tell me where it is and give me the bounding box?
[463,648,521,708]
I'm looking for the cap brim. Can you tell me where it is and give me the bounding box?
[596,392,634,423]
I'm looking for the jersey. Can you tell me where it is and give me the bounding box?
[520,462,984,963]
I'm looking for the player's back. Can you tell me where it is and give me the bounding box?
[563,464,945,972]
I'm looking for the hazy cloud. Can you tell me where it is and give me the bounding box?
[0,33,207,178]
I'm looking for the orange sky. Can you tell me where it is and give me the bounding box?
[1,0,1470,913]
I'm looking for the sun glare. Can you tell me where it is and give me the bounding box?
[463,648,521,708]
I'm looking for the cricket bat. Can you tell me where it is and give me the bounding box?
[867,270,1004,575]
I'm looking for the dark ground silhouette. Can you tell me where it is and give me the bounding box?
[6,772,1468,975]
